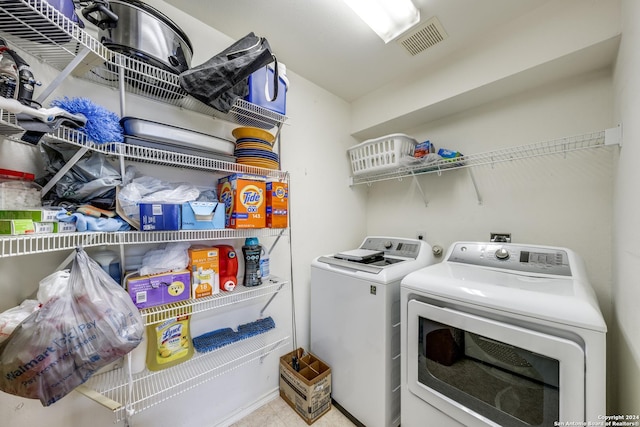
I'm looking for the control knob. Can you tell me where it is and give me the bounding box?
[384,241,392,249]
[495,248,510,260]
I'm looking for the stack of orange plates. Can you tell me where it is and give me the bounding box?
[232,127,280,169]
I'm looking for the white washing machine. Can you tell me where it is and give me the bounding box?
[311,236,437,427]
[400,242,607,427]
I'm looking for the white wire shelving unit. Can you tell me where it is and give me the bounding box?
[139,278,287,326]
[74,278,290,422]
[76,329,290,423]
[0,0,288,133]
[0,3,295,422]
[349,128,621,205]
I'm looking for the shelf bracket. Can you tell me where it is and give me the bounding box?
[267,229,286,255]
[259,280,287,318]
[605,125,622,147]
[468,168,483,205]
[35,47,93,105]
[259,336,289,363]
[41,145,90,196]
[410,171,429,207]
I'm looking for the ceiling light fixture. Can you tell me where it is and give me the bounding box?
[342,0,420,43]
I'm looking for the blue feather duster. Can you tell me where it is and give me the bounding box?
[50,97,124,144]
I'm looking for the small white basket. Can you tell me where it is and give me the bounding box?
[348,133,418,176]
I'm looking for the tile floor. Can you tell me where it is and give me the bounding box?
[231,396,357,427]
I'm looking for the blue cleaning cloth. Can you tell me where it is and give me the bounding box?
[57,211,130,232]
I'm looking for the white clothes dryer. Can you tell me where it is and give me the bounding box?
[400,242,606,427]
[311,236,437,427]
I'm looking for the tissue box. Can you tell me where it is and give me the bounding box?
[125,270,191,309]
[181,201,225,230]
[140,203,181,231]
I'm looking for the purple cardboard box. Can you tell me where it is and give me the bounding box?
[125,270,191,309]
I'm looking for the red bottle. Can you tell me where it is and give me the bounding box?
[214,245,238,291]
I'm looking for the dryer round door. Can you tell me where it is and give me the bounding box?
[406,299,585,427]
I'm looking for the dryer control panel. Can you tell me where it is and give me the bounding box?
[447,242,572,276]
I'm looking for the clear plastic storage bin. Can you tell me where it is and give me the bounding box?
[0,180,42,209]
[348,133,418,176]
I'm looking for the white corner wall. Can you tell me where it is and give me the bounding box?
[612,0,640,416]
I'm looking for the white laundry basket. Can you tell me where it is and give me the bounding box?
[348,133,418,176]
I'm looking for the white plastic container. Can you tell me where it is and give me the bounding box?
[348,133,418,176]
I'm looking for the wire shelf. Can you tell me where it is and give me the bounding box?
[0,0,288,128]
[0,228,287,258]
[77,330,290,422]
[0,112,289,180]
[349,130,612,185]
[140,278,287,326]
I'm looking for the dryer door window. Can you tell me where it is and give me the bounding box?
[407,300,585,427]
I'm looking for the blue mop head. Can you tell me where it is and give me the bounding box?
[50,97,124,144]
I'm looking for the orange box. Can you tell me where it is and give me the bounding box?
[266,181,288,228]
[218,174,266,229]
[188,246,220,299]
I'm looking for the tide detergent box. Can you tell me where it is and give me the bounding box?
[218,174,266,228]
[266,181,288,228]
[188,246,220,299]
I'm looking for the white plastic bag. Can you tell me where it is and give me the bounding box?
[139,242,190,276]
[0,248,144,406]
[0,300,40,344]
[0,270,71,344]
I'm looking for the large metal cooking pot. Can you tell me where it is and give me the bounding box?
[82,0,193,74]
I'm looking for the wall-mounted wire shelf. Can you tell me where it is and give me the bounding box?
[0,228,287,258]
[76,329,290,423]
[0,0,288,130]
[140,278,287,326]
[349,129,618,186]
[0,108,289,180]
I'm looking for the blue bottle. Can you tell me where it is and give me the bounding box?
[242,237,262,287]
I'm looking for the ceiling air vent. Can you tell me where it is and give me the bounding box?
[397,16,448,56]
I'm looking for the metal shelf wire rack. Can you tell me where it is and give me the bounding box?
[0,0,288,129]
[140,278,287,326]
[76,329,290,422]
[349,130,617,186]
[0,228,287,258]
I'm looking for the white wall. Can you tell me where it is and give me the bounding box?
[611,0,640,416]
[354,0,626,415]
[0,1,366,426]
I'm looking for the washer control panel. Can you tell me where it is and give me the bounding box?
[360,237,423,259]
[447,242,572,276]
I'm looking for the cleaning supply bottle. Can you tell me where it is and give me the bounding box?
[242,237,262,287]
[259,244,270,280]
[91,246,122,286]
[146,315,194,371]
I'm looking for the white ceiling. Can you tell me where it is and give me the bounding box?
[165,0,546,102]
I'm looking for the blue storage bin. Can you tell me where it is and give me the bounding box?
[246,63,288,115]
